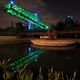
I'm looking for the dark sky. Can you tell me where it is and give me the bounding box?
[43,0,80,18]
[0,0,80,28]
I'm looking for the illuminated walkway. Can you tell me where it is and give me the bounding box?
[10,49,45,70]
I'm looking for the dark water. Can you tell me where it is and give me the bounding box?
[0,43,80,74]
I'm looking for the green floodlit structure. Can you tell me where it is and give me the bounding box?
[4,3,48,30]
[10,49,45,69]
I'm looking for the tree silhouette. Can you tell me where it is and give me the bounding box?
[55,21,65,31]
[16,22,25,33]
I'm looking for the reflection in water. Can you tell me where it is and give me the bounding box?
[0,43,80,79]
[26,47,38,62]
[0,44,27,59]
[28,47,32,55]
[9,48,45,70]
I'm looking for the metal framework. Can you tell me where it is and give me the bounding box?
[4,3,48,30]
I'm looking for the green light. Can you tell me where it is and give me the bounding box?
[10,49,45,69]
[10,49,42,66]
[5,3,39,22]
[5,3,11,9]
[4,3,48,30]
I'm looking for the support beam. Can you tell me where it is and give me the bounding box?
[4,3,48,30]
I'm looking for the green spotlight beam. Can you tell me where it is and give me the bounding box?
[4,3,48,30]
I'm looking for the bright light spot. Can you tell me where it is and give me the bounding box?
[46,26,48,29]
[29,25,31,29]
[40,36,49,39]
[10,1,14,4]
[29,47,31,52]
[34,13,38,16]
[67,15,73,19]
[28,22,31,29]
[34,13,39,22]
[28,47,32,55]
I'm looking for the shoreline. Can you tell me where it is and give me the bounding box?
[0,36,80,46]
[0,36,31,45]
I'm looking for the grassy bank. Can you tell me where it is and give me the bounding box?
[0,38,31,45]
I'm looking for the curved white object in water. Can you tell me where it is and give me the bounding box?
[31,39,76,50]
[31,39,76,46]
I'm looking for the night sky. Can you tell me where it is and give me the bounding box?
[0,0,80,28]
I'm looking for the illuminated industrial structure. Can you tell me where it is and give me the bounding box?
[4,2,48,30]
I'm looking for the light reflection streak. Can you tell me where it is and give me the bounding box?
[10,49,45,69]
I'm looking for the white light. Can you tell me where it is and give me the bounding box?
[28,47,32,55]
[10,1,14,4]
[34,13,39,22]
[29,47,31,52]
[28,22,31,29]
[34,13,38,16]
